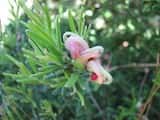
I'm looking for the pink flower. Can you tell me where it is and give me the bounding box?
[63,32,89,59]
[78,46,104,64]
[87,60,112,84]
[63,32,112,84]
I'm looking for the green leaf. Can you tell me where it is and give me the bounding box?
[55,16,63,50]
[68,10,77,32]
[76,90,85,106]
[65,74,79,87]
[73,60,85,70]
[6,55,30,75]
[3,86,37,108]
[16,78,45,85]
[77,11,85,36]
[18,0,41,25]
[42,4,52,33]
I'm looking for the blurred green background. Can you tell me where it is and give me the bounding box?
[0,0,160,120]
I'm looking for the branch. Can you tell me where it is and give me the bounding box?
[138,54,160,119]
[109,63,160,72]
[88,85,106,120]
[89,92,103,113]
[88,92,106,120]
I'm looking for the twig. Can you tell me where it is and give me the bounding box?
[144,53,160,116]
[88,92,106,120]
[88,85,106,120]
[138,53,160,120]
[138,68,149,99]
[109,63,160,72]
[138,86,160,120]
[89,92,103,113]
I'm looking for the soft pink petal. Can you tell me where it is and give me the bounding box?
[63,32,113,85]
[77,46,104,64]
[87,60,112,84]
[63,32,89,59]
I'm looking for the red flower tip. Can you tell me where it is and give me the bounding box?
[91,72,98,81]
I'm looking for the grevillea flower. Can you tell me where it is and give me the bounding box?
[63,32,89,59]
[87,60,112,84]
[79,46,104,64]
[63,32,113,84]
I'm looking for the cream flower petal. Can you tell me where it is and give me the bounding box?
[87,60,112,84]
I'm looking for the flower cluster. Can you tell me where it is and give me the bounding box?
[63,32,112,84]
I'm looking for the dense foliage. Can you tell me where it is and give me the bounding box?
[0,0,160,120]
